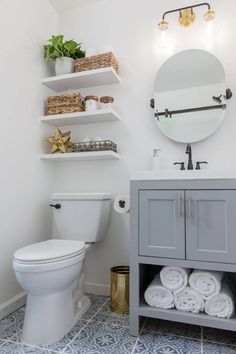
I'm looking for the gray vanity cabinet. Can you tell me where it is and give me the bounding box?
[186,190,236,264]
[139,190,185,259]
[138,189,236,263]
[130,179,236,337]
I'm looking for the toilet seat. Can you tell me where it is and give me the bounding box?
[13,239,85,272]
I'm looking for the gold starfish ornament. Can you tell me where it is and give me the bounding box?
[46,128,71,153]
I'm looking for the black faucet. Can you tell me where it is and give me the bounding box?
[196,161,208,170]
[174,144,208,170]
[186,144,193,170]
[173,162,185,170]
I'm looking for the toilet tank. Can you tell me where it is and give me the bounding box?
[51,193,112,243]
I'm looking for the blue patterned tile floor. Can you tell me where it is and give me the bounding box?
[0,294,236,353]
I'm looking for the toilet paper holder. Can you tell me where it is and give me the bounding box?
[119,200,126,208]
[114,195,130,214]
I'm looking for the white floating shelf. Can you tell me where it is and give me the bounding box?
[40,151,120,162]
[40,109,120,127]
[41,67,120,92]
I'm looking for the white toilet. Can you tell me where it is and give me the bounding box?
[13,193,111,346]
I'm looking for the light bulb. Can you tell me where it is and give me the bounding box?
[158,19,169,31]
[204,9,215,21]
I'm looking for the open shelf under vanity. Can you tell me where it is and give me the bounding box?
[139,300,236,332]
[138,261,236,333]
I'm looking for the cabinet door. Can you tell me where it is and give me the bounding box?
[139,190,185,259]
[186,190,236,263]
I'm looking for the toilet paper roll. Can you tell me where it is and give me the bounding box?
[114,195,130,214]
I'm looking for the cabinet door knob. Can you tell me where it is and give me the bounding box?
[180,196,184,216]
[176,194,184,218]
[186,195,191,219]
[176,195,181,218]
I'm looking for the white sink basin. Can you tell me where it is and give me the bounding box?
[130,170,236,181]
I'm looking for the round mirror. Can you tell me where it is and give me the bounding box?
[154,49,226,143]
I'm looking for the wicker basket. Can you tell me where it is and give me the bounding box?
[47,93,85,116]
[75,52,119,74]
[71,140,117,153]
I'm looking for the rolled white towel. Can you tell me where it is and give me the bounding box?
[174,287,204,314]
[144,274,174,309]
[189,270,223,300]
[205,281,234,319]
[160,267,190,293]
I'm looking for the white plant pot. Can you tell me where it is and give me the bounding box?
[55,57,75,76]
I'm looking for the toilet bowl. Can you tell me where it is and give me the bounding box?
[13,193,111,346]
[13,239,88,346]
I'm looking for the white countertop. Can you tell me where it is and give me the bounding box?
[130,170,236,181]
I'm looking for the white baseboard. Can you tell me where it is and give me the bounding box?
[0,292,26,320]
[85,282,110,296]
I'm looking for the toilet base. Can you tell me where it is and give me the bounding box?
[74,292,91,323]
[21,291,90,346]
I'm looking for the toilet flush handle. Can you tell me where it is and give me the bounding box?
[50,204,61,209]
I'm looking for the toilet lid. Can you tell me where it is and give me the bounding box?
[14,239,85,263]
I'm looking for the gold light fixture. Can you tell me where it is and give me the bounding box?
[158,3,215,31]
[204,9,215,21]
[179,8,196,27]
[158,19,169,31]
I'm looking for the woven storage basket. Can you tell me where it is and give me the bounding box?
[47,93,85,115]
[72,140,117,153]
[75,52,119,74]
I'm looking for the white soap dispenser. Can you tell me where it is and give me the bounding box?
[151,148,162,170]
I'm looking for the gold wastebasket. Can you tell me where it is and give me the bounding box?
[110,266,129,314]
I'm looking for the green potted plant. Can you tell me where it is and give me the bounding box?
[44,35,85,76]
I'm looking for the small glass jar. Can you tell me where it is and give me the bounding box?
[100,96,114,110]
[85,95,99,112]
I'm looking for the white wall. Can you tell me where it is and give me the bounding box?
[1,0,235,302]
[0,0,57,308]
[54,0,236,294]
